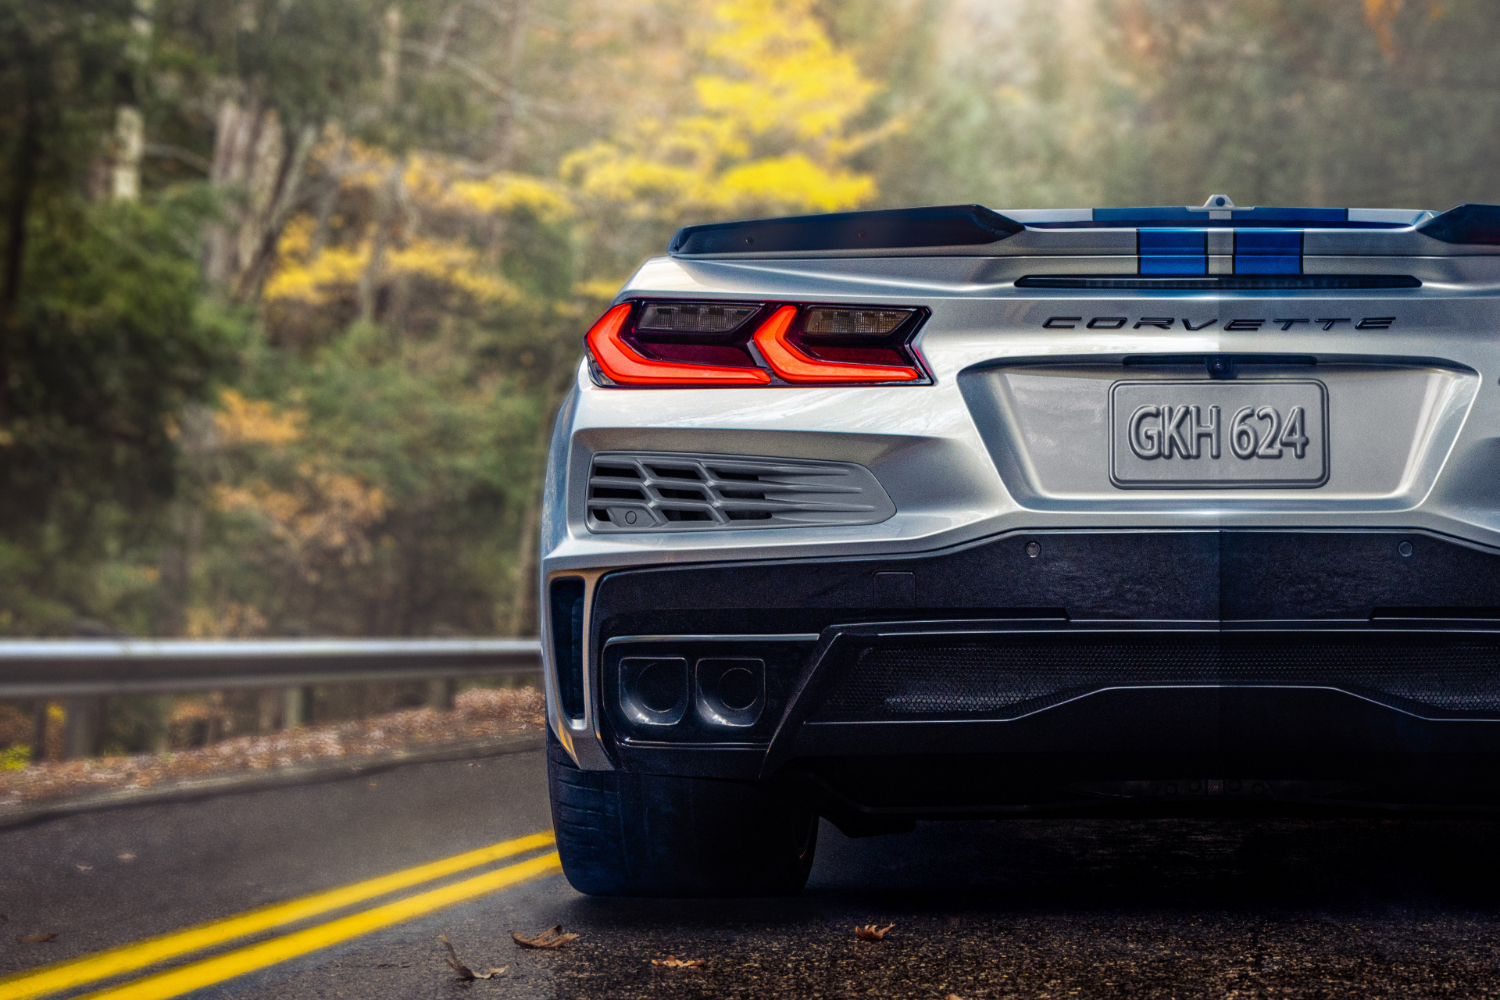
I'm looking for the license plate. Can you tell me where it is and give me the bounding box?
[1110,379,1328,488]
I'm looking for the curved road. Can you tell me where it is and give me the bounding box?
[4,748,1500,998]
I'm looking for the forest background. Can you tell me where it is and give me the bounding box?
[2,0,1499,644]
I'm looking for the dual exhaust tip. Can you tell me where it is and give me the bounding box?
[619,656,766,729]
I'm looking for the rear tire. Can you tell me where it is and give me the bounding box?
[547,732,817,897]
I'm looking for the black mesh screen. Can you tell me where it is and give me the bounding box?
[812,637,1500,721]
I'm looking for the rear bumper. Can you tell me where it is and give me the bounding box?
[572,528,1500,815]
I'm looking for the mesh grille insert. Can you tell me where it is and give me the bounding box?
[812,637,1500,721]
[586,451,896,532]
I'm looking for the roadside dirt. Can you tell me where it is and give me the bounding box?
[0,687,543,806]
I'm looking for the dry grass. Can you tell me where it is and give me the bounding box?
[0,686,543,807]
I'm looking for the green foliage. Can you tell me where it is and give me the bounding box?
[156,0,386,130]
[101,696,171,756]
[0,191,243,635]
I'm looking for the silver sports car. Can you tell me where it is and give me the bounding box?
[540,195,1500,896]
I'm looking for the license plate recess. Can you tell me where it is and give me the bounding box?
[1110,379,1329,489]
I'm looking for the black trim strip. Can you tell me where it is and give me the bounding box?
[1016,274,1422,290]
[668,205,1024,255]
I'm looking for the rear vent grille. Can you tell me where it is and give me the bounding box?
[585,451,895,532]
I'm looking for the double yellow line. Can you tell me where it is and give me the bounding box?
[0,831,560,1000]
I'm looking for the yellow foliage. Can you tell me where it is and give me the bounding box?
[403,156,574,223]
[573,278,629,300]
[695,0,876,143]
[214,390,305,446]
[717,155,875,213]
[213,467,388,580]
[263,154,528,314]
[387,238,519,304]
[185,601,270,639]
[336,136,399,190]
[264,226,517,309]
[562,0,883,220]
[262,216,369,306]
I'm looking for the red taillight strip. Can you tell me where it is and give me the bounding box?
[752,306,922,383]
[585,303,771,385]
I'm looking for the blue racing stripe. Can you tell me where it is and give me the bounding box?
[1235,228,1302,274]
[1139,229,1207,275]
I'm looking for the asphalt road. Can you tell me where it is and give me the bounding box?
[5,749,1500,999]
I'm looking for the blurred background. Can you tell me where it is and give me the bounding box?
[4,0,1500,643]
[3,0,1500,762]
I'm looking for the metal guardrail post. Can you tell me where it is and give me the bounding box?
[425,678,457,711]
[283,686,311,728]
[62,698,105,760]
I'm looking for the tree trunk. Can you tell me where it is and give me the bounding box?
[109,0,155,203]
[357,162,403,324]
[1,38,43,418]
[494,0,528,169]
[234,122,318,302]
[381,6,403,108]
[307,136,348,258]
[110,106,146,201]
[204,97,311,301]
[30,701,48,765]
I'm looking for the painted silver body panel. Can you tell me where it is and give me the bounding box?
[541,226,1500,764]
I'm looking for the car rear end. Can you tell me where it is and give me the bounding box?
[540,198,1500,895]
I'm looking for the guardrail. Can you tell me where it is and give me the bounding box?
[1,639,546,760]
[0,639,544,699]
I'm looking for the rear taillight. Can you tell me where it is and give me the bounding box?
[583,300,929,387]
[584,303,771,385]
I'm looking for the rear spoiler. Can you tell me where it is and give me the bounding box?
[1418,204,1500,245]
[668,205,1023,255]
[668,203,1500,256]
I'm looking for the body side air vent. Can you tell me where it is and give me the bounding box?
[586,452,895,532]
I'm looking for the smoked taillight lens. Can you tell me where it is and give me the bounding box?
[584,301,929,387]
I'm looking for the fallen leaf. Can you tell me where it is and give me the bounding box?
[440,935,475,980]
[18,933,58,943]
[511,925,578,949]
[438,935,508,980]
[855,923,895,941]
[652,955,707,968]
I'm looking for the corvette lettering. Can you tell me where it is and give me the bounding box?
[1043,316,1395,330]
